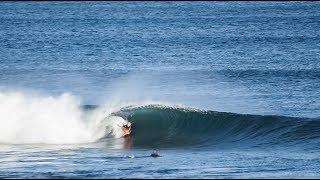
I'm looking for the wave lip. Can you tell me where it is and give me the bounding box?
[111,104,320,149]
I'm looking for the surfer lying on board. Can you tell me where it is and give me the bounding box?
[150,149,160,157]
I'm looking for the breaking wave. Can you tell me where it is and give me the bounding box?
[1,91,319,150]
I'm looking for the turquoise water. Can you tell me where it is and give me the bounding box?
[0,2,320,178]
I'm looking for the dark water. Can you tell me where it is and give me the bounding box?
[0,1,320,178]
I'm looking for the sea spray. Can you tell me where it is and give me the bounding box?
[0,91,93,144]
[0,91,129,144]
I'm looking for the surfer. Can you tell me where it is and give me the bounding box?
[150,149,160,157]
[105,122,132,138]
[120,122,132,137]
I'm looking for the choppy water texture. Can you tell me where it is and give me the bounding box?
[0,1,320,178]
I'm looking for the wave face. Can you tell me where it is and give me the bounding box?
[111,105,320,149]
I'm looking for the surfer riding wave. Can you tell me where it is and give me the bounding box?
[106,122,132,138]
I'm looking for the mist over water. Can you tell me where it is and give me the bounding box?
[0,1,320,178]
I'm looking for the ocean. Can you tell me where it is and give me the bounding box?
[0,1,320,178]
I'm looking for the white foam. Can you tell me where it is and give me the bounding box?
[0,91,128,144]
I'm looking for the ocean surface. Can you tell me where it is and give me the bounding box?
[0,1,320,178]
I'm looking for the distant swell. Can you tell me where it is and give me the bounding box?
[110,105,320,149]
